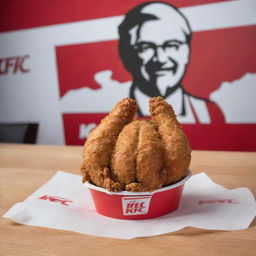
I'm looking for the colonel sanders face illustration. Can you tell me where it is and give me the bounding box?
[119,2,191,97]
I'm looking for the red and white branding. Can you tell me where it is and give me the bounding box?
[1,0,255,150]
[38,195,73,206]
[198,199,239,205]
[57,25,256,150]
[122,196,151,216]
[62,113,107,145]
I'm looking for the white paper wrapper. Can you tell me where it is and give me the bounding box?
[3,171,256,239]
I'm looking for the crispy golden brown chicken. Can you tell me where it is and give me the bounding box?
[111,120,167,192]
[81,97,191,192]
[81,98,137,191]
[149,97,191,185]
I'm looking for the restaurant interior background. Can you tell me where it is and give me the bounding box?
[0,0,255,151]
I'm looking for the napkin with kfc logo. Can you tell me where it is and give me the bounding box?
[3,171,256,239]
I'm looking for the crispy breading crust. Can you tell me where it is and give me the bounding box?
[111,120,167,192]
[81,98,137,191]
[149,97,191,185]
[81,97,191,192]
[111,120,140,188]
[131,120,167,191]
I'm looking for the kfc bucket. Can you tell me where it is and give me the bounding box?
[85,170,191,220]
[81,97,192,219]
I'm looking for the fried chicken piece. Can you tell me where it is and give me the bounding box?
[149,97,191,185]
[82,97,191,192]
[111,120,140,188]
[111,120,167,192]
[81,98,137,191]
[134,120,167,191]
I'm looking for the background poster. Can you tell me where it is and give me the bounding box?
[0,0,256,150]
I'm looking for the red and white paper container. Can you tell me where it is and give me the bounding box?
[85,170,192,220]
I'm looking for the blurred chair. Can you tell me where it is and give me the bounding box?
[0,123,38,144]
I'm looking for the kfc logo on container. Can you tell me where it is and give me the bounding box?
[122,196,151,216]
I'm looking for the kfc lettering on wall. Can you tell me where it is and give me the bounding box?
[0,55,30,75]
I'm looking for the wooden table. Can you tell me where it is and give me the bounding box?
[0,143,255,256]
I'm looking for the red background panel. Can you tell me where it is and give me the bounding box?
[56,41,131,98]
[63,113,256,151]
[62,113,108,145]
[184,25,256,97]
[0,0,233,32]
[183,124,256,151]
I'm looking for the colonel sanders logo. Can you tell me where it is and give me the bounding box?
[117,2,228,124]
[57,1,256,150]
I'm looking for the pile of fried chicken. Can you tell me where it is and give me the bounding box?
[81,97,191,192]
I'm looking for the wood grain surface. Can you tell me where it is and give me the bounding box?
[0,143,255,256]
